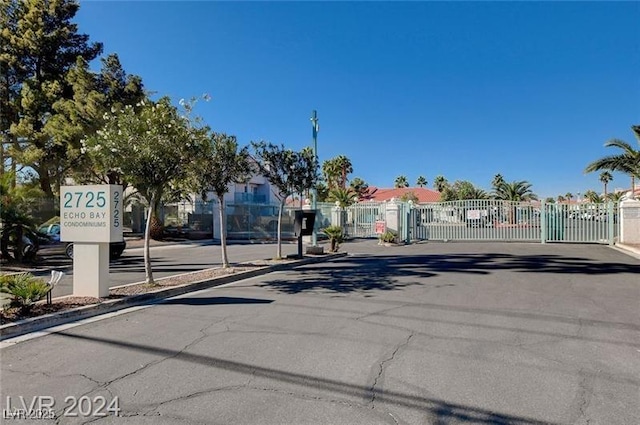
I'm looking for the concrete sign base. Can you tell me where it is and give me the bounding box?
[73,243,110,298]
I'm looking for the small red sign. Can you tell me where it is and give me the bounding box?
[375,221,386,234]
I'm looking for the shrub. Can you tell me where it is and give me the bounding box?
[380,230,397,244]
[0,273,50,312]
[323,225,344,252]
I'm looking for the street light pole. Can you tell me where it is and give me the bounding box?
[310,110,319,246]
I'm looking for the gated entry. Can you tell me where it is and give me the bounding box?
[343,202,385,238]
[342,200,618,244]
[408,200,617,244]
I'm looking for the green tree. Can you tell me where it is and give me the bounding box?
[492,181,537,224]
[0,0,24,180]
[491,174,505,190]
[433,175,448,192]
[296,147,319,205]
[557,195,566,203]
[252,141,319,259]
[191,133,252,268]
[394,175,409,188]
[59,54,144,186]
[349,177,369,200]
[3,0,103,197]
[585,125,640,199]
[492,181,538,202]
[606,191,625,203]
[328,187,357,208]
[322,155,352,189]
[400,191,419,203]
[565,193,573,203]
[416,176,427,188]
[441,180,488,201]
[598,171,613,200]
[544,197,556,204]
[315,181,330,202]
[0,170,44,261]
[583,190,603,203]
[85,97,206,284]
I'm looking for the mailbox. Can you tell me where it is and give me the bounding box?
[294,210,317,237]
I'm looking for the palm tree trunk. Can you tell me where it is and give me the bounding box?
[218,197,229,268]
[144,194,156,285]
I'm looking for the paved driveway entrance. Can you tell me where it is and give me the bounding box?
[2,241,639,424]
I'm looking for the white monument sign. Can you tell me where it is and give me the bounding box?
[60,185,123,243]
[60,185,123,298]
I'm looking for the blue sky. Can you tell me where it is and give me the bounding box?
[76,1,639,199]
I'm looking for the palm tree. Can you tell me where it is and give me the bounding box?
[322,155,353,189]
[0,171,44,262]
[599,171,613,199]
[321,160,341,190]
[565,193,573,203]
[468,187,489,200]
[583,190,603,203]
[585,125,640,198]
[491,174,505,190]
[493,181,538,202]
[394,176,409,188]
[328,187,357,208]
[492,181,537,224]
[433,175,448,192]
[557,195,566,203]
[349,177,369,200]
[606,191,625,203]
[416,176,427,187]
[334,155,352,189]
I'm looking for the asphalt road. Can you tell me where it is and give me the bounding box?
[34,240,303,299]
[2,241,640,424]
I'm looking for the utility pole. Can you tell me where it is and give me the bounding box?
[310,110,319,246]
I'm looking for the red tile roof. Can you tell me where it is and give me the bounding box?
[363,187,441,203]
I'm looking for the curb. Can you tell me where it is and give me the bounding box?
[611,243,640,260]
[0,253,347,341]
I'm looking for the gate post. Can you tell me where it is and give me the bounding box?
[619,199,640,245]
[385,199,401,237]
[331,203,344,227]
[540,200,547,244]
[402,201,413,243]
[607,201,615,245]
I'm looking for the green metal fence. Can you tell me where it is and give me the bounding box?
[224,202,334,240]
[341,200,618,244]
[409,200,617,244]
[343,202,386,238]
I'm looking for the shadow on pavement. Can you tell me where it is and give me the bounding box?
[109,256,218,274]
[162,296,273,306]
[260,253,640,294]
[56,331,559,425]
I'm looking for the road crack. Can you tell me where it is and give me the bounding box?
[369,333,414,408]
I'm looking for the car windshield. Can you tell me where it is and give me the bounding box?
[39,224,60,235]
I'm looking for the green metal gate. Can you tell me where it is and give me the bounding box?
[343,202,385,238]
[342,200,618,244]
[410,200,540,242]
[542,202,616,244]
[408,200,617,244]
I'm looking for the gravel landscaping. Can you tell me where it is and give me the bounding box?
[1,258,296,324]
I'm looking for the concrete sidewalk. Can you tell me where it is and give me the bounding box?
[614,242,640,259]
